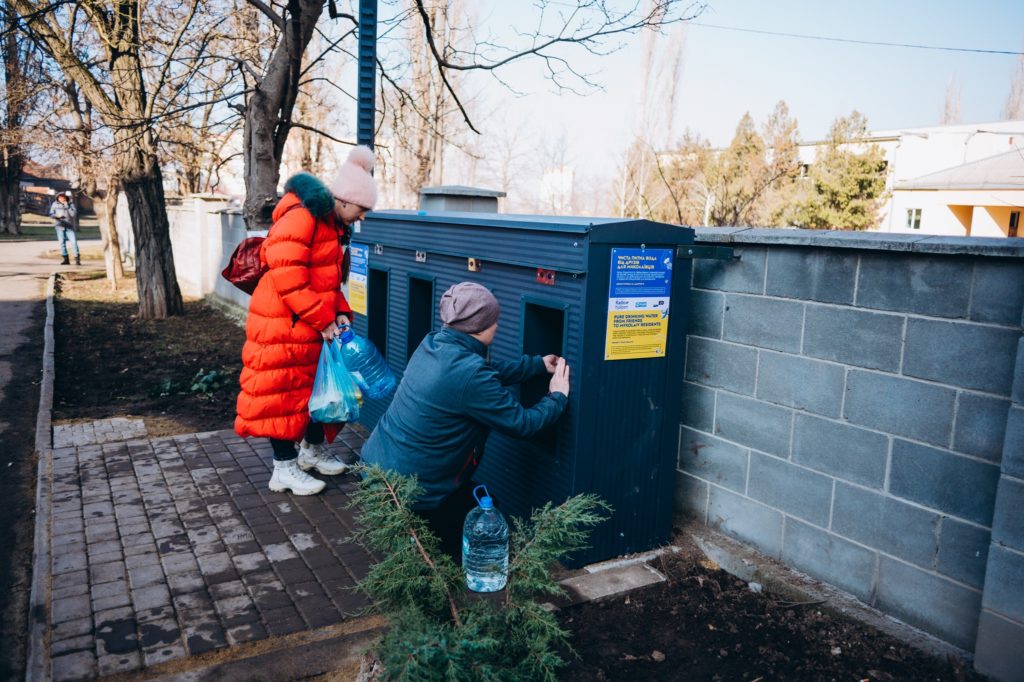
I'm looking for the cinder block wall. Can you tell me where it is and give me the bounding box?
[676,228,1023,671]
[974,335,1024,680]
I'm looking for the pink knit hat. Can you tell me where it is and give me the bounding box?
[331,146,378,210]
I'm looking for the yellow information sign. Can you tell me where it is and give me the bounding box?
[605,310,670,360]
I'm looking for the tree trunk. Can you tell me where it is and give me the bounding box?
[92,184,124,289]
[120,141,183,318]
[78,149,125,289]
[243,96,283,229]
[106,20,182,319]
[1,3,24,235]
[0,154,22,234]
[241,0,325,230]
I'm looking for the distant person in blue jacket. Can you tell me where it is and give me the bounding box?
[361,281,570,560]
[48,192,79,266]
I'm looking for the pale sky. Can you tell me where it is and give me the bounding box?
[454,0,1024,179]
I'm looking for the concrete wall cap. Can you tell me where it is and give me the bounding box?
[693,226,1024,257]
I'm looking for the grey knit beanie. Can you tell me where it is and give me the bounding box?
[439,282,500,334]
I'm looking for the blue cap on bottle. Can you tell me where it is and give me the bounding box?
[339,327,355,344]
[473,484,494,509]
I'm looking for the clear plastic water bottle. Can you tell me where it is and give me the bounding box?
[462,485,509,592]
[335,327,397,399]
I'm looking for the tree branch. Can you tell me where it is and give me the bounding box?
[147,0,207,119]
[300,24,356,78]
[9,0,118,117]
[379,476,462,628]
[325,0,354,23]
[651,145,684,225]
[244,0,284,31]
[413,0,478,134]
[288,121,353,146]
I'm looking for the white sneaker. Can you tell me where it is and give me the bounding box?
[269,459,326,496]
[297,440,349,476]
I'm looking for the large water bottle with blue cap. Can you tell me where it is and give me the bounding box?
[335,326,397,399]
[462,485,509,592]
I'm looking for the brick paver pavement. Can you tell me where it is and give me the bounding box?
[45,425,374,680]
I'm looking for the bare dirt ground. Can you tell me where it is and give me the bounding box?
[560,536,984,682]
[53,272,244,436]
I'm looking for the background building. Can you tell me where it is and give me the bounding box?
[800,120,1024,236]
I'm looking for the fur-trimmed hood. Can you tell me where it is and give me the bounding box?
[282,172,334,218]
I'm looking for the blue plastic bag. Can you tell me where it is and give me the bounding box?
[309,340,361,423]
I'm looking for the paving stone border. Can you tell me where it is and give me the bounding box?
[53,419,148,448]
[27,274,56,682]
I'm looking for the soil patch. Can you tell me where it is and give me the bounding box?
[560,540,982,682]
[54,272,245,436]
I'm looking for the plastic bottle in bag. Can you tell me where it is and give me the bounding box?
[336,327,397,399]
[308,340,361,423]
[462,485,509,592]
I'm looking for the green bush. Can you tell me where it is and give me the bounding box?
[189,368,231,397]
[350,465,610,681]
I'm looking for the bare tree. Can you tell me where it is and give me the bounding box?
[1005,52,1024,120]
[484,110,527,200]
[0,2,43,234]
[376,0,482,208]
[942,74,962,125]
[61,79,125,288]
[11,0,226,318]
[280,33,352,182]
[162,100,243,195]
[239,0,704,224]
[537,129,574,213]
[614,16,687,221]
[236,0,358,228]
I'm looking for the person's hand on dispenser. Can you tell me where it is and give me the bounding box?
[548,358,570,397]
[542,354,562,374]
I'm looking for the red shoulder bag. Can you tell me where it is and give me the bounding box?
[221,235,267,295]
[221,206,339,295]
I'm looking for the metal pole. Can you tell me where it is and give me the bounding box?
[356,0,378,150]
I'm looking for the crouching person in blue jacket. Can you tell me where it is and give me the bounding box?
[360,281,571,561]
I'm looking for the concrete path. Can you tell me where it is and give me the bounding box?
[0,241,59,410]
[1,240,76,680]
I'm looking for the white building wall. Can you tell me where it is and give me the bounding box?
[887,188,1024,236]
[886,190,964,236]
[971,207,1005,238]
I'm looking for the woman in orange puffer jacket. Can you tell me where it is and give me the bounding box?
[235,146,377,496]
